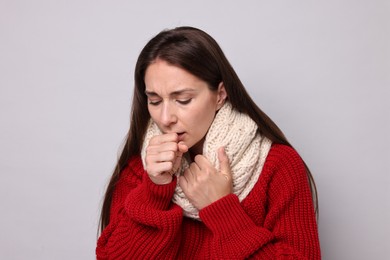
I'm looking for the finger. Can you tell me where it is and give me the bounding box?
[178,175,188,191]
[189,162,201,177]
[193,154,212,170]
[178,141,189,153]
[183,167,195,183]
[146,161,173,176]
[149,133,178,145]
[145,152,174,168]
[218,147,231,178]
[154,150,176,163]
[172,150,184,173]
[146,142,179,155]
[170,142,189,174]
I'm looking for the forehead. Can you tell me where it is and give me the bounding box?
[144,60,206,94]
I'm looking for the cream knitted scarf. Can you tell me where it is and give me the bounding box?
[141,102,272,220]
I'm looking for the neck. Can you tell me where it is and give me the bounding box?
[189,137,205,160]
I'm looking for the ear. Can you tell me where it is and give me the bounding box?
[216,82,227,110]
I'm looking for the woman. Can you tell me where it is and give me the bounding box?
[96,26,320,259]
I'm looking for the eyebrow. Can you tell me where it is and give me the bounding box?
[145,88,196,97]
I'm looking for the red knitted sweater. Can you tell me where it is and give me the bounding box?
[96,144,320,259]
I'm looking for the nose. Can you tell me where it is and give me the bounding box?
[160,102,177,127]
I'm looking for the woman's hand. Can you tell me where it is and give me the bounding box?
[178,147,233,210]
[145,133,188,185]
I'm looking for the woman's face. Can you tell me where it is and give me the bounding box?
[144,59,226,155]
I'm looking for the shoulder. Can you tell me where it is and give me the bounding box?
[116,156,145,188]
[126,155,145,174]
[264,144,305,173]
[259,144,308,192]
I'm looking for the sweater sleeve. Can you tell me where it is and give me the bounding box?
[199,145,321,259]
[96,157,184,260]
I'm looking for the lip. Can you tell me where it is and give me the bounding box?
[177,132,186,141]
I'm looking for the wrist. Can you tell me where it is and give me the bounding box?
[200,194,254,236]
[149,174,173,185]
[141,173,177,209]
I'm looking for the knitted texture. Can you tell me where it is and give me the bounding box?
[96,145,321,259]
[141,102,272,219]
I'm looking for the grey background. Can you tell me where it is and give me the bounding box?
[1,0,389,259]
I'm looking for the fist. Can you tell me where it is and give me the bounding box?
[145,133,188,185]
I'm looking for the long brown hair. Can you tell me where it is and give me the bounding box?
[99,26,318,233]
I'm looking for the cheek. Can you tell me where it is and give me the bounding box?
[148,108,165,130]
[188,106,216,133]
[148,108,157,122]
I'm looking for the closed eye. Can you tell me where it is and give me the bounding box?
[177,99,192,105]
[148,100,162,106]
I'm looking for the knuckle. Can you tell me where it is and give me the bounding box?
[197,175,207,183]
[146,167,155,176]
[146,146,153,154]
[166,161,173,169]
[194,154,202,162]
[189,164,197,172]
[168,151,176,160]
[204,168,212,176]
[149,136,158,144]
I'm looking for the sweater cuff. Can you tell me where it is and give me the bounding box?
[125,173,182,228]
[141,173,177,210]
[200,194,259,236]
